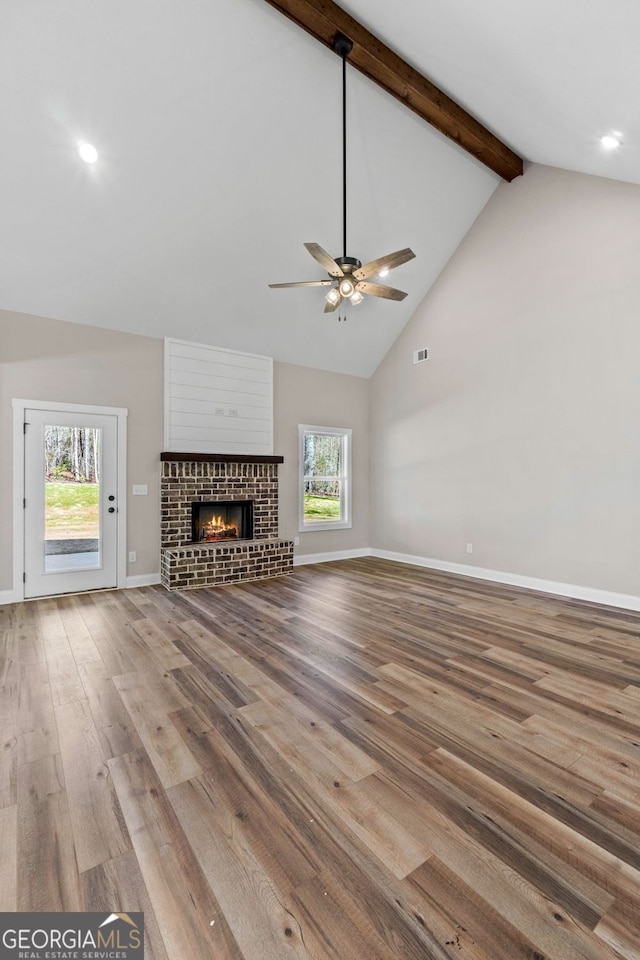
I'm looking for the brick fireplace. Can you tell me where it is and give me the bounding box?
[160,453,293,591]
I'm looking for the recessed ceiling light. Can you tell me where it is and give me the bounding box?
[600,133,623,151]
[78,141,98,164]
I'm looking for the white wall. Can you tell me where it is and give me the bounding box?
[6,163,639,600]
[274,361,370,557]
[0,311,164,591]
[165,339,274,455]
[0,311,370,594]
[371,164,640,597]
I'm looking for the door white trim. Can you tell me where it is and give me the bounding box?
[12,398,128,601]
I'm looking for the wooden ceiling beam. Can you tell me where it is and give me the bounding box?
[262,0,523,182]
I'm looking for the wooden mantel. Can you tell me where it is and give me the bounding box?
[161,452,284,464]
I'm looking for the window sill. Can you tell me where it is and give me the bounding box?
[300,520,352,532]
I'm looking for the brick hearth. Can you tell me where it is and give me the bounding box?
[160,453,293,591]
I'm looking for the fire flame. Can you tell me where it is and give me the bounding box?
[201,515,239,541]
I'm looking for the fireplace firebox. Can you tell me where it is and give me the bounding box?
[191,500,254,544]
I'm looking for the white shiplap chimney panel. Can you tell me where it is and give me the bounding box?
[165,338,273,454]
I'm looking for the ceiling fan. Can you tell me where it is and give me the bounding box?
[269,34,416,314]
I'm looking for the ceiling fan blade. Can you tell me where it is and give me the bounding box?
[354,247,416,281]
[304,243,344,278]
[356,281,408,301]
[269,280,333,288]
[324,294,343,313]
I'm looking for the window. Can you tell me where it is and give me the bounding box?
[299,425,352,531]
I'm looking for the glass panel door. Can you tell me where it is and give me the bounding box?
[24,409,119,598]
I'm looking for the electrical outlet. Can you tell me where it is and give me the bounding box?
[214,407,225,416]
[228,408,239,417]
[294,537,300,546]
[128,551,137,563]
[466,543,473,554]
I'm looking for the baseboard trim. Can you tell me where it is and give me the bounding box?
[293,547,372,567]
[125,573,162,589]
[0,589,19,606]
[371,549,640,612]
[6,553,637,612]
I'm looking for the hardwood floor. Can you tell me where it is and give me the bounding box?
[1,557,639,959]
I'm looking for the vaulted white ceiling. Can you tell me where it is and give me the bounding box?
[1,1,637,377]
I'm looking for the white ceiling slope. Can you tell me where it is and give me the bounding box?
[1,1,638,377]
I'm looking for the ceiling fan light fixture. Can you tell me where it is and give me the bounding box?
[339,277,356,298]
[326,287,341,305]
[350,291,364,305]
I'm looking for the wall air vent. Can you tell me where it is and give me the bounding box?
[413,347,430,363]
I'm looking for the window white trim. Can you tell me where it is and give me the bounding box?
[298,424,352,532]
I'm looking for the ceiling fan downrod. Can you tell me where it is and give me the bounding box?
[332,34,353,262]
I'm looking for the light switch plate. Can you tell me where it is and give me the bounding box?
[132,484,148,496]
